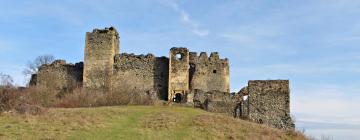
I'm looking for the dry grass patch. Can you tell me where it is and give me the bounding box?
[0,107,127,139]
[0,106,307,140]
[141,111,181,129]
[192,114,307,140]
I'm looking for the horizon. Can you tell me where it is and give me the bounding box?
[0,0,359,139]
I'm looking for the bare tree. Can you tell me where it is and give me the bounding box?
[0,73,13,87]
[23,55,55,76]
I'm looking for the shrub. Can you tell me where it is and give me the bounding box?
[0,87,48,115]
[0,88,20,112]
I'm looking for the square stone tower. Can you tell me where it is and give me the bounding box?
[168,47,189,102]
[83,27,119,91]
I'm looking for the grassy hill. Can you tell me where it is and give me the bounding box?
[0,106,306,140]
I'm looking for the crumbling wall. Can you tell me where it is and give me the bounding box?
[112,53,168,100]
[36,60,83,90]
[236,86,249,119]
[192,89,236,115]
[83,27,119,91]
[246,80,294,130]
[189,52,230,93]
[168,47,189,102]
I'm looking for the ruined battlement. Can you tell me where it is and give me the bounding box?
[90,27,119,36]
[31,27,293,130]
[39,60,83,70]
[189,52,228,64]
[114,53,156,71]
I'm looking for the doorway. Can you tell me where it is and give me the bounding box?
[173,93,182,103]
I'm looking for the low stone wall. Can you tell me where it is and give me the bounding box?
[192,89,237,115]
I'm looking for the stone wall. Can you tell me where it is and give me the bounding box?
[30,26,296,131]
[35,60,83,91]
[189,52,230,93]
[192,80,294,130]
[192,89,236,115]
[246,80,294,130]
[112,53,168,100]
[168,47,189,102]
[83,27,119,91]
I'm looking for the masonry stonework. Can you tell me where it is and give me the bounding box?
[189,52,230,92]
[31,27,294,130]
[83,27,119,91]
[35,60,83,91]
[245,80,294,130]
[168,48,190,103]
[112,53,168,99]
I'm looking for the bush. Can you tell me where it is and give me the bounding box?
[0,88,20,112]
[0,87,47,115]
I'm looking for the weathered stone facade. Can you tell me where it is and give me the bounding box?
[168,48,190,103]
[188,52,230,102]
[83,27,119,91]
[31,27,294,130]
[193,80,294,130]
[192,89,236,115]
[246,80,294,130]
[112,53,169,100]
[167,48,231,103]
[33,60,83,91]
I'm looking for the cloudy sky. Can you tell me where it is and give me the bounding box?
[0,0,359,139]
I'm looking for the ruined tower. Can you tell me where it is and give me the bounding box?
[83,27,119,91]
[189,52,230,93]
[168,47,189,102]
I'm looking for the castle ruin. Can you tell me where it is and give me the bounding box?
[31,27,294,130]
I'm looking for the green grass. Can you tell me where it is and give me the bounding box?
[0,106,306,140]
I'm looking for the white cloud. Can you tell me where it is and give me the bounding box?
[161,0,209,37]
[292,84,360,125]
[291,84,360,139]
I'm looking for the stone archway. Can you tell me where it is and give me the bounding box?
[173,93,182,103]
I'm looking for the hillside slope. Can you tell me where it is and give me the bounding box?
[0,106,306,140]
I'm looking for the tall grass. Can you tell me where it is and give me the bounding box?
[0,86,157,114]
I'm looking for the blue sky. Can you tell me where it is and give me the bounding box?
[0,0,360,139]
